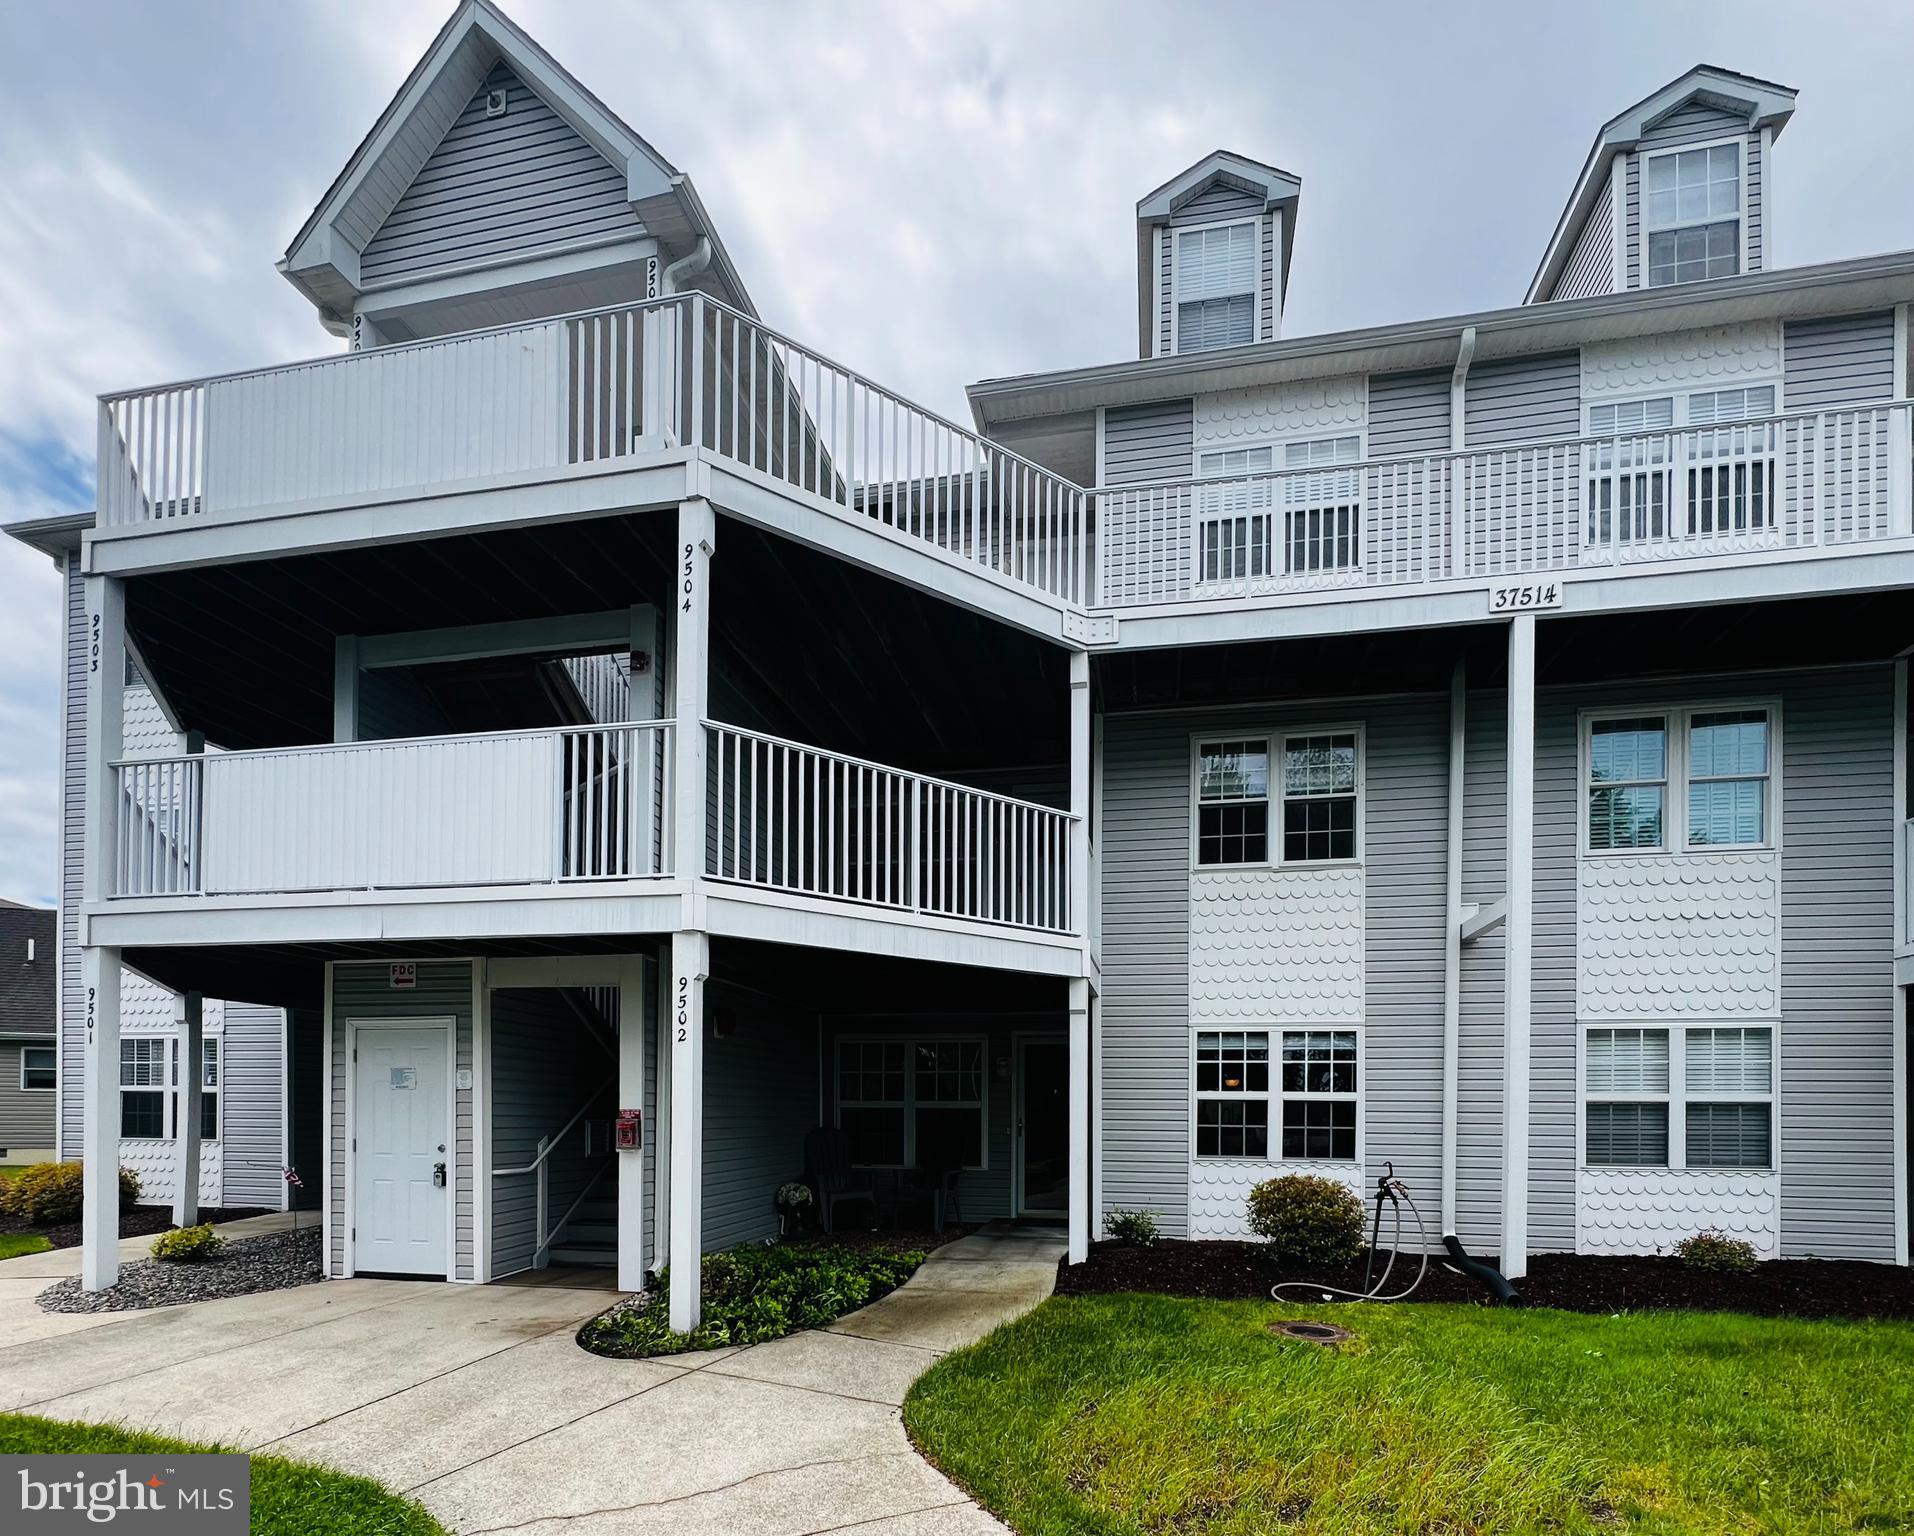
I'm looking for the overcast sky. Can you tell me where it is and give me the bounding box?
[1,0,1911,904]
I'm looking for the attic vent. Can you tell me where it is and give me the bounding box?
[485,88,509,118]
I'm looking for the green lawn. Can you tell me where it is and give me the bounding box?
[0,1232,52,1260]
[904,1294,1914,1535]
[0,1414,445,1535]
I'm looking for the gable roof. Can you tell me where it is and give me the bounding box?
[0,903,54,1039]
[1526,65,1797,305]
[280,0,752,324]
[1135,150,1303,353]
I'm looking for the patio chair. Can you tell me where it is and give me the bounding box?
[803,1126,876,1235]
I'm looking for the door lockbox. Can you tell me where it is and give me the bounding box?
[615,1109,642,1150]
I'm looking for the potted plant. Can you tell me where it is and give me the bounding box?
[775,1180,814,1237]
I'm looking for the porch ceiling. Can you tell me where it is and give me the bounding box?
[124,510,1069,778]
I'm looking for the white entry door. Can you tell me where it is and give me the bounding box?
[353,1023,451,1276]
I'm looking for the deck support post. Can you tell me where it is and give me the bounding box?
[1501,614,1536,1280]
[174,992,203,1227]
[80,945,123,1292]
[671,498,715,894]
[1067,977,1092,1264]
[668,930,709,1332]
[617,954,649,1294]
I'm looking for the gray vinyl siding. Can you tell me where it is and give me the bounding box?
[328,960,475,1278]
[1103,400,1193,485]
[1530,694,1580,1252]
[1456,688,1506,1251]
[1367,370,1450,458]
[1554,169,1615,302]
[1779,666,1896,1260]
[58,555,84,1157]
[1624,154,1641,290]
[356,667,452,741]
[1747,132,1764,271]
[1362,698,1449,1207]
[700,983,817,1252]
[1783,312,1897,410]
[1462,352,1580,447]
[489,988,607,1277]
[219,1005,286,1208]
[360,63,643,285]
[1099,712,1193,1232]
[0,1043,56,1150]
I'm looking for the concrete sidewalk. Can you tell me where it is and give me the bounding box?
[0,1222,1064,1534]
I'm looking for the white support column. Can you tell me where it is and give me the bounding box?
[174,992,203,1228]
[1067,977,1091,1264]
[1500,614,1536,1279]
[332,636,359,743]
[668,930,708,1331]
[83,575,125,905]
[671,500,715,897]
[653,939,673,1271]
[618,954,649,1294]
[1069,650,1091,944]
[80,945,122,1291]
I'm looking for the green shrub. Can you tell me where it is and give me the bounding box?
[0,1162,141,1225]
[1246,1174,1366,1267]
[1102,1208,1160,1246]
[1672,1229,1759,1274]
[579,1242,924,1358]
[151,1223,224,1263]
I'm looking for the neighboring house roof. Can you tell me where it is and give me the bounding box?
[279,0,754,329]
[0,904,55,1040]
[1526,64,1797,305]
[1135,150,1303,355]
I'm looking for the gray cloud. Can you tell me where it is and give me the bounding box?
[2,0,1911,901]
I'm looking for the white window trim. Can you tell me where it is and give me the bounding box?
[1579,1022,1777,1172]
[1579,701,1781,857]
[1190,724,1366,872]
[1581,378,1785,436]
[198,1034,222,1145]
[118,1034,173,1141]
[1638,135,1748,290]
[832,1033,990,1172]
[1188,1025,1365,1166]
[1192,429,1369,481]
[1171,215,1262,356]
[20,1044,56,1092]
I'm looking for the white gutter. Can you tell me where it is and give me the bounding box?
[661,237,712,295]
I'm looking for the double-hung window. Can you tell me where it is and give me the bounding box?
[1194,1028,1359,1162]
[199,1037,220,1141]
[1585,1025,1772,1169]
[1586,708,1772,852]
[835,1037,985,1169]
[119,1037,170,1139]
[1195,436,1362,585]
[21,1045,55,1092]
[1196,733,1360,868]
[1175,222,1257,353]
[1644,142,1741,287]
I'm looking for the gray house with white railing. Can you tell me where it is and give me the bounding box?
[8,5,1909,1324]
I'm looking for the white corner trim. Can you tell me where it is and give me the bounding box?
[472,958,491,1283]
[1895,656,1909,1266]
[321,961,335,1278]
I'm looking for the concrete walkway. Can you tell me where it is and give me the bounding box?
[0,1222,1064,1534]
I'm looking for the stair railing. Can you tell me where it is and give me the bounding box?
[490,1087,611,1269]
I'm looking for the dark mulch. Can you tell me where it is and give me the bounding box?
[36,1227,324,1314]
[780,1222,981,1258]
[0,1204,274,1251]
[1057,1239,1914,1322]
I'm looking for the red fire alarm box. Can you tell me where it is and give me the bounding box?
[615,1109,642,1150]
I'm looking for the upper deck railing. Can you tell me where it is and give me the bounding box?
[95,297,1912,621]
[1092,402,1914,608]
[96,293,1089,604]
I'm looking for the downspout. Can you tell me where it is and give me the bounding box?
[1441,658,1465,1237]
[661,237,712,295]
[1448,326,1476,582]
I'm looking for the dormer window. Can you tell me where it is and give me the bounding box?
[1175,222,1257,352]
[1645,142,1741,287]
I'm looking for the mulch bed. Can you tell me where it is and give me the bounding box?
[780,1222,980,1258]
[36,1227,324,1314]
[0,1204,273,1252]
[1057,1239,1914,1322]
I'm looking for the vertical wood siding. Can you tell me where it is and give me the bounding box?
[328,960,474,1278]
[360,63,643,285]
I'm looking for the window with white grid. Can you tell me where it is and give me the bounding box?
[1645,142,1741,287]
[1194,1028,1358,1162]
[1175,222,1257,353]
[1585,707,1774,854]
[119,1036,170,1140]
[1195,733,1361,868]
[835,1037,985,1170]
[1584,1025,1773,1170]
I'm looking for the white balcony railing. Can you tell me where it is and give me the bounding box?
[109,722,673,898]
[97,294,1089,605]
[1094,401,1914,607]
[707,724,1076,934]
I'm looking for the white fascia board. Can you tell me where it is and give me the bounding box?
[351,238,659,317]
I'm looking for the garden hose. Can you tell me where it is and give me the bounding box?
[1270,1169,1431,1306]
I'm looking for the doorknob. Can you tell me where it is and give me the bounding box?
[433,1162,447,1188]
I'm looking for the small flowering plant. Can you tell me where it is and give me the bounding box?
[776,1181,813,1212]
